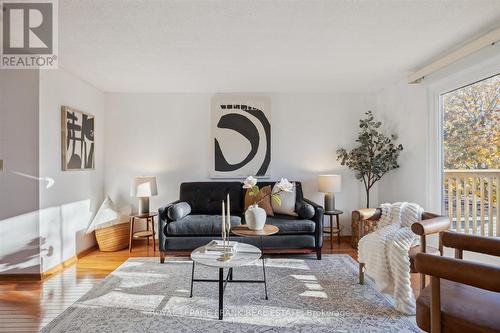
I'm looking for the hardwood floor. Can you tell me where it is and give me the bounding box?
[0,237,418,332]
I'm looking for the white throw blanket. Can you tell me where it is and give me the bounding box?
[358,202,423,314]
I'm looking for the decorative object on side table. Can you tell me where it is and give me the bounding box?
[324,209,343,248]
[318,174,342,212]
[242,176,293,230]
[129,211,157,252]
[131,176,158,214]
[337,111,403,207]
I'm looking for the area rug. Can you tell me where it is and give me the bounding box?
[41,255,420,332]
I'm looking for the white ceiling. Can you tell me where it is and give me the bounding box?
[59,0,500,93]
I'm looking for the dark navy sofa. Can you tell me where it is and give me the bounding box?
[158,181,324,261]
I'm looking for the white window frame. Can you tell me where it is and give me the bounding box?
[426,53,500,214]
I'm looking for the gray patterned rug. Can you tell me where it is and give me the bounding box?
[41,255,420,332]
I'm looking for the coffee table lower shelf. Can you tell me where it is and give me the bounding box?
[189,265,268,320]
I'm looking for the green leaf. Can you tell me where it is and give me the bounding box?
[249,186,260,196]
[272,194,281,206]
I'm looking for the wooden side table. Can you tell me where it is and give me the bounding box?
[323,210,343,248]
[129,212,157,252]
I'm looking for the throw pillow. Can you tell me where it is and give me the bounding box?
[297,203,315,219]
[86,196,130,233]
[244,185,274,216]
[271,182,297,216]
[167,202,191,221]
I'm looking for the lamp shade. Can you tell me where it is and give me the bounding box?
[131,176,158,197]
[318,175,342,193]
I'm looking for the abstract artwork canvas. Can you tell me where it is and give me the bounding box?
[211,95,271,178]
[61,106,95,170]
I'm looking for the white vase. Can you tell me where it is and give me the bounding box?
[245,204,266,230]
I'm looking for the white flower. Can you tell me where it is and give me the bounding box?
[242,176,258,189]
[276,178,293,192]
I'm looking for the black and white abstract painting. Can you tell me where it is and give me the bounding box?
[61,106,95,170]
[211,95,271,178]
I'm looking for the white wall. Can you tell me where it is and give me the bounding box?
[39,68,105,272]
[375,81,428,206]
[0,70,41,275]
[104,93,377,235]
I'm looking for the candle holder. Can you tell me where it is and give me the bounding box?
[217,195,233,262]
[217,233,233,262]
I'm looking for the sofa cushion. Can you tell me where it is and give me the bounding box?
[179,182,243,214]
[271,182,298,216]
[244,185,274,216]
[167,215,241,236]
[297,203,315,219]
[165,234,316,251]
[262,216,315,234]
[167,202,191,221]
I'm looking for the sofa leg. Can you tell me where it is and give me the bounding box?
[160,251,165,264]
[316,248,322,260]
[359,262,365,284]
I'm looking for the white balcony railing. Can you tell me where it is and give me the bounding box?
[444,170,499,237]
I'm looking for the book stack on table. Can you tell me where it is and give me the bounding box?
[204,240,239,254]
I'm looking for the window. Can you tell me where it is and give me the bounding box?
[442,74,499,236]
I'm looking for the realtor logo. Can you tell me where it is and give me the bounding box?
[1,0,58,69]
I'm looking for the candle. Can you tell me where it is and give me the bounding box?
[227,193,231,232]
[222,200,226,240]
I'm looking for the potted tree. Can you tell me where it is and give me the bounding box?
[337,111,403,208]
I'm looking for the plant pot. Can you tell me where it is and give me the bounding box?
[245,204,266,230]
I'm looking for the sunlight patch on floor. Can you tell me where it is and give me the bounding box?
[304,283,324,290]
[112,270,171,288]
[259,258,310,270]
[291,274,317,281]
[292,274,328,298]
[119,261,146,269]
[80,291,164,311]
[299,290,328,298]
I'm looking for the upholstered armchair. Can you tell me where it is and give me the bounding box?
[355,208,450,290]
[415,231,500,333]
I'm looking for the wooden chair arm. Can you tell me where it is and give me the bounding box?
[441,231,500,257]
[411,216,450,236]
[415,253,500,292]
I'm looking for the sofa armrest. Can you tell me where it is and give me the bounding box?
[302,198,324,249]
[415,253,500,292]
[441,231,500,257]
[158,200,181,252]
[411,216,450,236]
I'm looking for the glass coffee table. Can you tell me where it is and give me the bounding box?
[190,242,263,320]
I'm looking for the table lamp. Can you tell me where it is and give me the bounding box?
[318,175,342,212]
[131,176,158,214]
